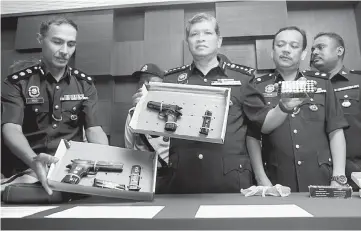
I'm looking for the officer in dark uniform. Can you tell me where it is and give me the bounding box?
[1,17,108,195]
[143,13,304,194]
[311,32,361,189]
[247,26,349,192]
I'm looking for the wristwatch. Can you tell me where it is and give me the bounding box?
[278,101,294,114]
[330,175,348,185]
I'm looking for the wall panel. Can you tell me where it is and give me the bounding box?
[255,39,275,70]
[144,8,184,41]
[288,5,361,70]
[75,41,112,75]
[111,41,144,76]
[216,1,287,37]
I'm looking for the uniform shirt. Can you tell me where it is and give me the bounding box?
[329,67,361,160]
[248,70,348,192]
[163,56,271,193]
[1,62,100,155]
[124,107,170,165]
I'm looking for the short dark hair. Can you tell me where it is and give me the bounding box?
[40,17,78,36]
[314,32,345,59]
[186,13,220,38]
[273,26,307,51]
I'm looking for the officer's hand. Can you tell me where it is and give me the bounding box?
[257,177,273,187]
[280,98,305,110]
[330,180,345,188]
[132,85,148,107]
[32,153,59,195]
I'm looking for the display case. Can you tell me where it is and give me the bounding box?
[129,82,231,144]
[47,140,157,201]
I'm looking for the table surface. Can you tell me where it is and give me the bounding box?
[2,192,361,230]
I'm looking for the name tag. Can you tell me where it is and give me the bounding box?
[60,94,89,101]
[211,79,242,86]
[26,97,44,104]
[334,84,359,92]
[315,88,327,94]
[263,92,277,98]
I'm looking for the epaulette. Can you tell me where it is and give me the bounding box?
[7,64,40,83]
[164,65,190,76]
[223,62,255,76]
[350,69,361,75]
[301,70,329,79]
[70,67,93,84]
[254,73,275,84]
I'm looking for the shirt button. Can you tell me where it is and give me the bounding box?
[295,144,300,149]
[293,129,297,134]
[54,105,59,110]
[204,79,208,83]
[52,124,58,129]
[34,108,39,113]
[297,160,302,166]
[198,154,203,160]
[56,86,60,90]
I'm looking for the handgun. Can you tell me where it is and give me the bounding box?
[147,101,183,132]
[61,159,124,184]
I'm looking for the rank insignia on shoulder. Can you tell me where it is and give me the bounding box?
[223,62,255,76]
[70,68,93,83]
[7,65,40,83]
[164,65,190,76]
[350,70,361,75]
[302,70,328,79]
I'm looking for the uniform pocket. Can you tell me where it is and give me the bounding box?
[24,101,50,130]
[61,101,83,128]
[300,96,325,121]
[336,89,359,115]
[223,155,253,189]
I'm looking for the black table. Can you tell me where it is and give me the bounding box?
[2,192,361,230]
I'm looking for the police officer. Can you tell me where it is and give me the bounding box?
[124,63,170,193]
[1,17,108,195]
[130,13,305,194]
[311,32,361,189]
[247,26,349,192]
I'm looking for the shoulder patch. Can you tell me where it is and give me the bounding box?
[223,62,255,76]
[7,64,40,83]
[164,65,190,76]
[350,70,361,75]
[254,73,275,84]
[70,67,93,84]
[302,70,329,79]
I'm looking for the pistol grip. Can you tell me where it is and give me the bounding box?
[165,112,177,131]
[61,165,89,184]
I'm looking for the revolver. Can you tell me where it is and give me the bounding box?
[61,159,124,184]
[147,101,183,132]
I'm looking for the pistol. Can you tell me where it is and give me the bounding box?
[61,159,124,184]
[147,101,183,132]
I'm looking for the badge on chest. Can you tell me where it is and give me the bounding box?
[26,86,44,104]
[60,94,89,101]
[211,79,242,86]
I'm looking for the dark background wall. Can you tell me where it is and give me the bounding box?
[2,1,361,147]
